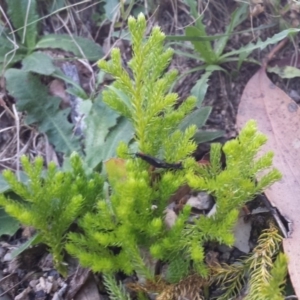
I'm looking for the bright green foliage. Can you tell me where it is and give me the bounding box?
[212,224,287,300]
[67,15,281,283]
[102,273,131,300]
[182,120,282,273]
[98,13,197,158]
[0,153,103,276]
[165,253,190,283]
[259,253,288,300]
[245,225,287,300]
[67,13,198,277]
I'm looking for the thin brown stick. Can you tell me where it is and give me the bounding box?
[262,37,290,69]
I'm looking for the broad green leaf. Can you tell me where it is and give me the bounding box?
[184,0,198,20]
[36,34,104,61]
[0,34,26,65]
[268,65,300,79]
[185,26,217,64]
[214,4,248,57]
[0,175,9,193]
[22,52,56,75]
[104,0,119,21]
[7,0,39,50]
[100,117,134,161]
[194,130,224,144]
[179,107,212,132]
[5,69,81,155]
[53,69,88,98]
[237,50,250,70]
[84,95,120,170]
[221,28,300,59]
[0,209,19,236]
[191,71,212,107]
[11,233,42,259]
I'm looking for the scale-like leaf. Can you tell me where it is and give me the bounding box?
[5,69,81,155]
[7,0,39,50]
[36,34,104,61]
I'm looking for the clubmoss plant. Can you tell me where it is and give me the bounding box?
[211,223,288,300]
[66,13,282,291]
[66,13,198,278]
[178,120,282,274]
[0,153,104,276]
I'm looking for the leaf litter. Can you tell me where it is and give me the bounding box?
[237,64,300,297]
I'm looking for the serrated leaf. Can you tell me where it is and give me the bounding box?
[0,209,19,236]
[84,95,120,170]
[36,34,104,61]
[194,130,224,144]
[185,26,217,64]
[214,4,248,57]
[7,0,38,50]
[221,28,300,59]
[5,69,81,155]
[191,71,212,107]
[268,65,300,79]
[22,52,56,75]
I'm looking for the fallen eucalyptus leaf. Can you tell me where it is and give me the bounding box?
[237,67,300,297]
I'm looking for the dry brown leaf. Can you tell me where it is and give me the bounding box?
[236,67,300,297]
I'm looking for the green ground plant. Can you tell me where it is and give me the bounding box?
[0,7,288,299]
[2,0,103,156]
[65,14,283,297]
[212,223,288,300]
[0,153,104,276]
[168,2,300,73]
